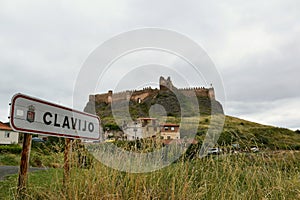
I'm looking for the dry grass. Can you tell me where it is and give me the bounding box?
[4,151,298,200]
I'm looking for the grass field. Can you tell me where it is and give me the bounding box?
[1,115,300,199]
[100,115,300,150]
[1,150,300,200]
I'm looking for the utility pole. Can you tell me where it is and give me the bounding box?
[134,121,138,150]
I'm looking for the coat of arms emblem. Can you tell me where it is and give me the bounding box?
[26,105,35,123]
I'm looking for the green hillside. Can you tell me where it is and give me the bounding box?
[84,90,300,150]
[85,89,223,122]
[200,115,300,150]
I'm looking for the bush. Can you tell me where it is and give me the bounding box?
[218,131,237,145]
[103,123,121,131]
[183,143,201,160]
[0,154,20,165]
[0,144,22,154]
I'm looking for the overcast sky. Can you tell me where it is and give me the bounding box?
[0,0,299,130]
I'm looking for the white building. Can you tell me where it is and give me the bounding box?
[0,121,19,144]
[123,118,160,141]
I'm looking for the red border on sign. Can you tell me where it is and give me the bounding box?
[10,93,101,140]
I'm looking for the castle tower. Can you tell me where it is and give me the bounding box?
[208,86,215,100]
[159,76,174,91]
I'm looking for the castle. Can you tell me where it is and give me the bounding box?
[89,76,216,104]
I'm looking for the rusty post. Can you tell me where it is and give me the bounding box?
[17,133,32,198]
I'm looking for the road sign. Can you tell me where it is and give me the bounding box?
[10,93,101,140]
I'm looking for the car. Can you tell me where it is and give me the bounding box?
[250,146,259,153]
[207,147,222,155]
[32,137,45,142]
[104,139,115,143]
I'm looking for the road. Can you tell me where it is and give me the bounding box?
[0,166,47,181]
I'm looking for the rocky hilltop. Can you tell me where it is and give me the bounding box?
[83,77,300,150]
[84,76,223,120]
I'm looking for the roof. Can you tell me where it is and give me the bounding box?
[137,118,157,120]
[162,139,198,145]
[160,123,179,127]
[0,121,12,131]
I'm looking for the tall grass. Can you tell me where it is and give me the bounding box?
[9,150,300,200]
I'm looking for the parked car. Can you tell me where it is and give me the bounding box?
[207,147,222,155]
[250,146,259,153]
[32,137,45,142]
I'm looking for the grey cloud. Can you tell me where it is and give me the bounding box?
[0,0,299,130]
[221,37,300,102]
[227,98,300,130]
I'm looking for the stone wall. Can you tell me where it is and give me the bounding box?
[89,76,215,104]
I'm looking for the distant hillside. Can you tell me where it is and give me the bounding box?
[198,115,300,150]
[84,94,300,150]
[84,76,300,150]
[85,89,223,122]
[85,76,224,124]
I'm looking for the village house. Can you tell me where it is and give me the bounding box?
[121,118,183,142]
[160,123,180,140]
[123,118,160,141]
[0,121,19,144]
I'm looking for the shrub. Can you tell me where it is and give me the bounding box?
[218,131,237,145]
[0,154,20,165]
[103,123,121,131]
[0,144,22,154]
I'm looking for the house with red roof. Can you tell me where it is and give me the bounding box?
[160,123,180,140]
[0,121,19,144]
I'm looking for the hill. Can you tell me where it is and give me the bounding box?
[85,89,223,121]
[201,115,300,150]
[84,76,300,150]
[84,76,223,124]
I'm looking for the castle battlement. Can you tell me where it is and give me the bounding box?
[89,76,215,104]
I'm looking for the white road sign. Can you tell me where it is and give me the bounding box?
[10,93,101,140]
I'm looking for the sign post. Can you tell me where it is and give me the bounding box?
[10,93,101,197]
[63,138,72,187]
[17,133,32,198]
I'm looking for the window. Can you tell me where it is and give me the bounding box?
[171,127,175,131]
[5,132,10,138]
[164,127,169,130]
[137,98,141,104]
[152,120,156,126]
[167,136,171,140]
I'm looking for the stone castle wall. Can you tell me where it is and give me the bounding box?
[89,76,215,104]
[177,87,215,99]
[90,88,158,104]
